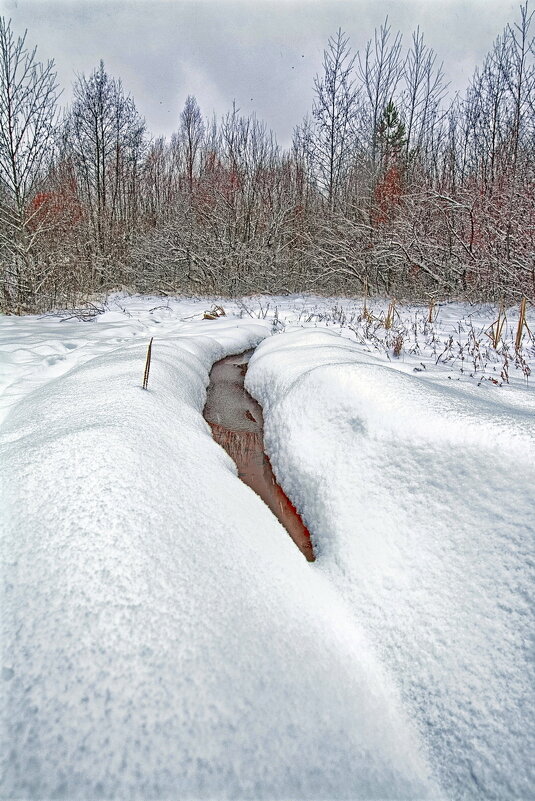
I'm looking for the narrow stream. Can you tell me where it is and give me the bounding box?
[204,350,315,562]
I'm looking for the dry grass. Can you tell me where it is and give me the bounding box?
[238,296,533,387]
[203,305,226,320]
[392,333,404,357]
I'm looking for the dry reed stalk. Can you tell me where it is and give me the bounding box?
[515,297,528,351]
[362,279,373,322]
[487,302,505,349]
[363,300,373,322]
[142,337,153,390]
[384,299,396,330]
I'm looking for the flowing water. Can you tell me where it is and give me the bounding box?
[204,350,314,561]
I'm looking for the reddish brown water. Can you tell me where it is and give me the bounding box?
[204,351,315,562]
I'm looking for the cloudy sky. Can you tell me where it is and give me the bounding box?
[0,0,520,147]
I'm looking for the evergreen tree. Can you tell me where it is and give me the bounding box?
[376,100,406,170]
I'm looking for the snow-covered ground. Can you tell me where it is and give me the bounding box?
[1,293,534,799]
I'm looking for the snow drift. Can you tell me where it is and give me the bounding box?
[1,318,435,799]
[246,327,535,801]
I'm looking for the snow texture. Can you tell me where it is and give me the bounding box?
[245,324,535,801]
[1,299,437,799]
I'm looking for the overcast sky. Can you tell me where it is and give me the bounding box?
[0,0,521,147]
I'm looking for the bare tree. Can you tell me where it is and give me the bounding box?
[65,61,145,281]
[303,29,359,211]
[357,18,403,169]
[180,95,204,194]
[402,28,447,177]
[0,16,59,309]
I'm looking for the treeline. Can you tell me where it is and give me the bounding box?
[0,5,534,312]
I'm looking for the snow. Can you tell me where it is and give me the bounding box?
[0,297,436,799]
[1,292,534,799]
[245,324,535,801]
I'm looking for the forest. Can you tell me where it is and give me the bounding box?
[0,3,534,313]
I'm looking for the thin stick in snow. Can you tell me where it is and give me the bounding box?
[143,337,153,390]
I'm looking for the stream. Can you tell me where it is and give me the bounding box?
[203,350,314,562]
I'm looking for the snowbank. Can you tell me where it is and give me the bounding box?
[246,327,535,800]
[1,317,435,799]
